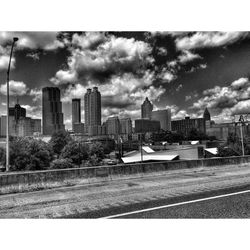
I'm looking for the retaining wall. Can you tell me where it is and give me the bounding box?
[1,155,250,188]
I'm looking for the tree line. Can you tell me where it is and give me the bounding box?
[0,131,112,171]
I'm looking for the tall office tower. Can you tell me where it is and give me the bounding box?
[90,87,101,126]
[84,88,91,133]
[42,87,65,135]
[141,97,153,119]
[72,98,81,129]
[106,116,120,136]
[203,107,211,121]
[84,87,101,135]
[152,109,171,131]
[120,117,132,135]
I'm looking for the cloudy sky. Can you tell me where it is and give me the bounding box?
[1,31,250,129]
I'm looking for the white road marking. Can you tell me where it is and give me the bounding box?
[99,189,250,219]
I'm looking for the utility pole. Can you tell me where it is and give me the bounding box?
[239,115,245,156]
[6,37,18,172]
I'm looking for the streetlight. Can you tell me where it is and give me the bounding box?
[6,37,18,172]
[238,115,245,156]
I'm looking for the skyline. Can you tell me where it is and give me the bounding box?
[1,32,250,129]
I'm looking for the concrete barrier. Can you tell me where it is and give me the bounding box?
[1,155,250,189]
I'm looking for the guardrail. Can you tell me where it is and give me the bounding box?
[1,155,250,188]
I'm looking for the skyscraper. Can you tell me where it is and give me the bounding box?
[72,98,81,129]
[84,87,101,135]
[42,87,65,135]
[141,97,153,119]
[152,109,171,131]
[203,107,211,121]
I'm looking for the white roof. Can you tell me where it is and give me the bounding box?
[190,141,199,145]
[122,154,178,164]
[205,147,218,155]
[142,146,155,153]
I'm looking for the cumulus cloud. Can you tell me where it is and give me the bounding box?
[178,50,202,64]
[157,68,176,82]
[0,32,64,51]
[26,52,40,61]
[157,46,168,56]
[0,54,15,70]
[0,80,28,96]
[29,88,42,102]
[190,77,250,122]
[175,32,249,51]
[51,32,154,85]
[61,71,165,121]
[61,83,86,102]
[166,104,189,120]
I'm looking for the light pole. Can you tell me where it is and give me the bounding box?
[238,115,245,156]
[6,37,18,172]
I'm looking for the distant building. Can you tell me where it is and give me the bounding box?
[171,117,206,136]
[72,99,81,130]
[42,87,65,135]
[106,116,120,136]
[120,117,132,135]
[9,103,26,120]
[17,117,41,137]
[203,108,211,121]
[135,119,161,133]
[0,116,16,136]
[0,116,41,137]
[152,109,171,131]
[84,87,101,136]
[72,122,85,134]
[141,97,153,119]
[0,101,41,137]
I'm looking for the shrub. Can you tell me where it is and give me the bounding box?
[217,146,240,157]
[50,158,75,169]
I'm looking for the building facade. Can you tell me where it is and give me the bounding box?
[106,116,120,136]
[84,87,101,136]
[42,87,65,135]
[171,117,206,136]
[141,97,153,120]
[135,119,161,133]
[72,122,85,134]
[72,98,81,130]
[120,117,132,135]
[152,109,171,131]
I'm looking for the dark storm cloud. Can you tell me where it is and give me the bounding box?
[102,96,134,109]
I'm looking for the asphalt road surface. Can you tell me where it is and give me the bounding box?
[1,163,250,218]
[101,189,250,219]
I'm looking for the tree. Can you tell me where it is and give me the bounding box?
[9,137,53,171]
[49,130,72,156]
[0,147,6,166]
[187,128,208,141]
[60,141,89,166]
[89,142,105,161]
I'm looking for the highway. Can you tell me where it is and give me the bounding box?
[101,189,250,218]
[1,163,250,218]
